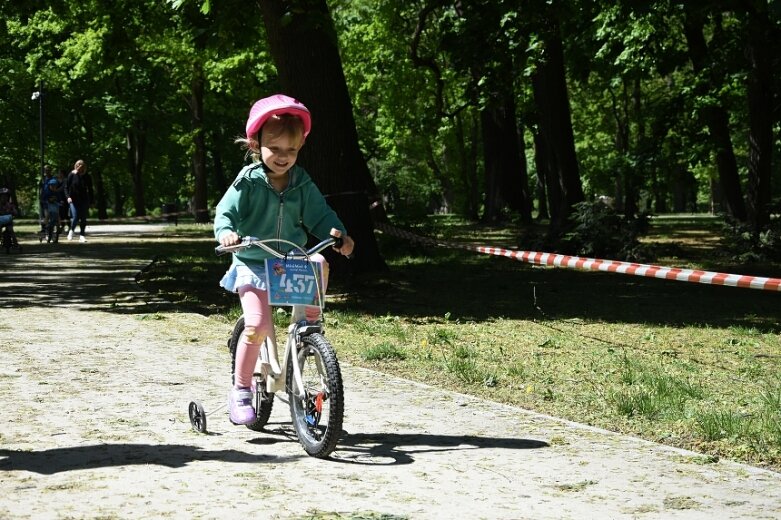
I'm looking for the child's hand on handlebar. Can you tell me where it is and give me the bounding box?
[219,231,241,247]
[334,235,355,257]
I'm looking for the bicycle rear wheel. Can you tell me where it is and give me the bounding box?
[228,317,274,431]
[286,333,344,458]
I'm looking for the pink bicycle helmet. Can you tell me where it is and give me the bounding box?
[245,94,312,139]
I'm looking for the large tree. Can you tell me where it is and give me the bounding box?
[451,0,532,223]
[257,0,387,274]
[682,3,747,221]
[742,0,775,233]
[530,9,584,231]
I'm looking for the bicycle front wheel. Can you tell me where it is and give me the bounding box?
[286,333,344,458]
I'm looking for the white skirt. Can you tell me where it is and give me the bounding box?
[219,263,268,293]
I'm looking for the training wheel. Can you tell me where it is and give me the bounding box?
[188,400,207,433]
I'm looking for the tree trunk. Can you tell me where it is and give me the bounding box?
[744,0,773,233]
[454,111,480,220]
[83,124,108,220]
[467,112,481,220]
[113,180,124,217]
[191,64,209,223]
[480,94,532,223]
[534,166,549,221]
[533,127,561,226]
[682,6,747,221]
[514,123,532,224]
[530,18,583,232]
[93,168,108,220]
[258,0,386,275]
[126,120,147,217]
[424,141,454,213]
[481,106,502,222]
[211,134,227,199]
[626,77,644,217]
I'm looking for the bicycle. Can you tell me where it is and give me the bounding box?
[188,230,346,458]
[1,222,21,254]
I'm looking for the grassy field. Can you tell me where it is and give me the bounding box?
[73,214,780,471]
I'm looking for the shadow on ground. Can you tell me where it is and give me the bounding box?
[0,444,297,474]
[334,247,781,333]
[332,432,549,466]
[2,227,778,332]
[0,235,216,314]
[0,432,548,472]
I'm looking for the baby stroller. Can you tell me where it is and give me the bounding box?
[0,187,22,254]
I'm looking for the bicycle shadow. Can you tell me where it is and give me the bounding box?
[0,443,299,475]
[330,432,548,465]
[248,427,549,466]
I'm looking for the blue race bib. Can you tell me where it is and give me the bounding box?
[265,258,324,307]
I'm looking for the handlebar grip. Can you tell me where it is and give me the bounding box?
[215,235,254,256]
[329,227,353,259]
[329,227,343,251]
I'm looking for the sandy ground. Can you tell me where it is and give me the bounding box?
[1,224,780,520]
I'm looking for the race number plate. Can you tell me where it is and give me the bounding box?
[265,258,323,307]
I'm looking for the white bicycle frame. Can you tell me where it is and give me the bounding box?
[217,233,341,401]
[259,311,318,398]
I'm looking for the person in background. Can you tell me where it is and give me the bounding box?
[38,165,53,233]
[57,169,68,235]
[0,187,21,252]
[64,159,93,242]
[41,172,62,242]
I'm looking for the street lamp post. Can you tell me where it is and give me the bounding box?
[31,80,44,179]
[31,80,44,229]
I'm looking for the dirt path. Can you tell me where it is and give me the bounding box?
[1,225,780,520]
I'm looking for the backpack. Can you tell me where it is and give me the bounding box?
[43,178,59,203]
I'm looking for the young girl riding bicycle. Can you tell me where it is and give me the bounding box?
[214,94,355,425]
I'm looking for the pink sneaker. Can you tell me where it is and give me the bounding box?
[228,387,256,425]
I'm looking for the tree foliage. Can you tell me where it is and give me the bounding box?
[1,0,779,254]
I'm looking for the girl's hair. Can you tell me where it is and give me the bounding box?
[236,114,306,162]
[73,159,85,170]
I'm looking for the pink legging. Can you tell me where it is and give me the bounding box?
[233,254,328,388]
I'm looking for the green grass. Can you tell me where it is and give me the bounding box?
[360,342,407,361]
[135,214,781,471]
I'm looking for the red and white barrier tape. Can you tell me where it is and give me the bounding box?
[374,222,781,292]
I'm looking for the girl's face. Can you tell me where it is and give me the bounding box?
[260,133,302,176]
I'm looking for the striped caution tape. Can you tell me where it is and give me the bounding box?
[374,221,781,293]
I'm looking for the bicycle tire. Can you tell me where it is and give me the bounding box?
[286,333,344,458]
[228,316,274,431]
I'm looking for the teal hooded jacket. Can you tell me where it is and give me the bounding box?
[214,162,347,267]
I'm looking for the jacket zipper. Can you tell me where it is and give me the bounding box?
[272,169,296,253]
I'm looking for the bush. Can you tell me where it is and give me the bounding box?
[721,218,781,263]
[560,200,652,261]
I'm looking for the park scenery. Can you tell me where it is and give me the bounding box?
[2,2,781,519]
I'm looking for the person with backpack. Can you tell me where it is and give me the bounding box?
[64,159,93,242]
[37,165,53,233]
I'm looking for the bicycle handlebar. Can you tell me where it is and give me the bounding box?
[215,228,345,259]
